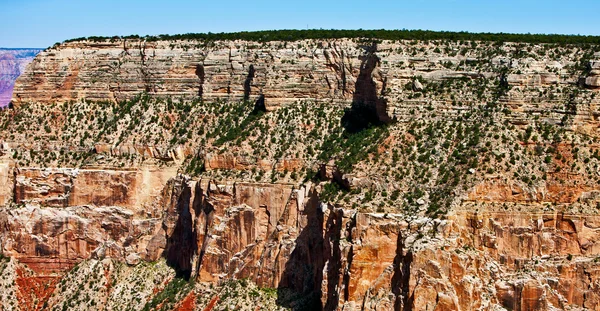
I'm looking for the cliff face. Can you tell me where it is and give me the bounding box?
[4,173,599,310]
[2,35,600,310]
[12,40,357,109]
[0,49,41,107]
[12,39,600,133]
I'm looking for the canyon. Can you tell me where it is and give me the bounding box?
[1,31,600,310]
[0,48,41,107]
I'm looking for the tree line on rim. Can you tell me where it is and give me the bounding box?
[61,29,600,45]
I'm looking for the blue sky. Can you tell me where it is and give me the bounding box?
[1,0,598,48]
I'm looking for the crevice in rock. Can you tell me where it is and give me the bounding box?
[192,181,212,278]
[342,213,357,302]
[391,231,413,311]
[343,245,354,302]
[244,65,255,101]
[277,188,324,311]
[138,42,153,94]
[341,42,391,133]
[324,75,332,90]
[242,65,265,114]
[12,168,19,205]
[164,177,197,280]
[195,64,205,98]
[324,207,343,311]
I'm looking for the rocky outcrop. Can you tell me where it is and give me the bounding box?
[161,177,600,310]
[94,142,191,162]
[204,153,303,172]
[155,174,600,311]
[585,53,600,88]
[13,167,177,210]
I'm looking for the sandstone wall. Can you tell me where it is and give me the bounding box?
[12,40,359,110]
[1,166,177,274]
[175,177,600,310]
[14,167,176,211]
[13,39,600,136]
[2,169,600,310]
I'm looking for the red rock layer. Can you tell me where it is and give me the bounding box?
[2,170,600,310]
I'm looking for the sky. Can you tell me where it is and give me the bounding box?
[1,0,599,48]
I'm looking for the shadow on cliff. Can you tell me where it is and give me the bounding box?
[323,208,343,311]
[341,42,392,133]
[164,180,200,280]
[276,191,325,311]
[196,64,205,98]
[391,231,414,311]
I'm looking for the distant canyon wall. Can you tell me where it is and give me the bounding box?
[0,49,41,106]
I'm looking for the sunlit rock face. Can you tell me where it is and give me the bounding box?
[2,35,600,310]
[0,49,41,107]
[3,172,600,310]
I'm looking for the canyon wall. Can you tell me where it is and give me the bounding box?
[2,35,600,310]
[2,169,600,310]
[12,38,600,134]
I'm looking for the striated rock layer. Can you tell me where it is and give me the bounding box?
[4,34,600,310]
[12,38,600,136]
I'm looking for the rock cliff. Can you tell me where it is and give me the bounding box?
[1,32,600,310]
